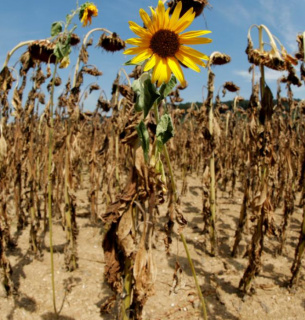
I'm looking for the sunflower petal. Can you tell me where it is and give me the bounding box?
[130,49,153,64]
[151,56,161,84]
[169,1,182,29]
[167,57,186,86]
[179,45,209,61]
[126,37,150,46]
[129,21,151,38]
[149,7,157,25]
[163,8,171,29]
[144,54,158,71]
[140,8,154,32]
[176,51,201,72]
[124,46,147,55]
[180,37,212,45]
[172,9,195,34]
[180,30,212,39]
[156,1,165,30]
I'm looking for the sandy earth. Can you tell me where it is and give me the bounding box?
[1,172,305,320]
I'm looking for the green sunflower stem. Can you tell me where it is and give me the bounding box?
[181,233,208,320]
[153,101,208,320]
[122,257,132,320]
[207,65,217,256]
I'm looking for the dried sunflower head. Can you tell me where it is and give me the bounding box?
[223,81,240,92]
[28,40,57,64]
[209,52,231,66]
[168,0,209,18]
[246,25,297,71]
[97,33,126,52]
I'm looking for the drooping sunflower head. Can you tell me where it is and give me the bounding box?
[124,0,212,87]
[79,2,98,27]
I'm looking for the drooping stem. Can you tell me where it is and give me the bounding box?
[72,28,112,88]
[2,40,35,70]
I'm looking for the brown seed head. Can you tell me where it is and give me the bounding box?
[246,38,295,71]
[28,40,56,64]
[150,29,180,58]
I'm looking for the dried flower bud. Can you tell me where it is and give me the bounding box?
[70,33,81,46]
[287,67,302,87]
[119,85,133,98]
[89,84,100,93]
[97,96,111,112]
[301,63,305,82]
[209,52,231,66]
[47,76,62,91]
[223,81,240,92]
[295,34,304,61]
[19,51,36,75]
[220,104,229,112]
[97,33,126,52]
[177,81,188,90]
[0,67,14,91]
[128,65,142,79]
[82,66,102,76]
[168,0,209,18]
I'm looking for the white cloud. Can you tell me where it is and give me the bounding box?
[258,0,300,51]
[217,0,302,52]
[235,69,285,81]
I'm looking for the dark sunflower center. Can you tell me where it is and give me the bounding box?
[150,29,180,58]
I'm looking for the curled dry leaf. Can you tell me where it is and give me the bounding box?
[117,205,135,257]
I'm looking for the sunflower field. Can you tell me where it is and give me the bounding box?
[1,1,305,319]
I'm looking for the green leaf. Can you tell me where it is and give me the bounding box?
[136,120,150,162]
[156,114,174,152]
[132,74,160,117]
[158,75,177,102]
[51,22,63,37]
[124,59,137,66]
[54,32,72,60]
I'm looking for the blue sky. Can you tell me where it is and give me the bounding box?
[0,0,304,111]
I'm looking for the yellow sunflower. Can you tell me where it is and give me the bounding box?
[124,0,212,87]
[80,3,98,27]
